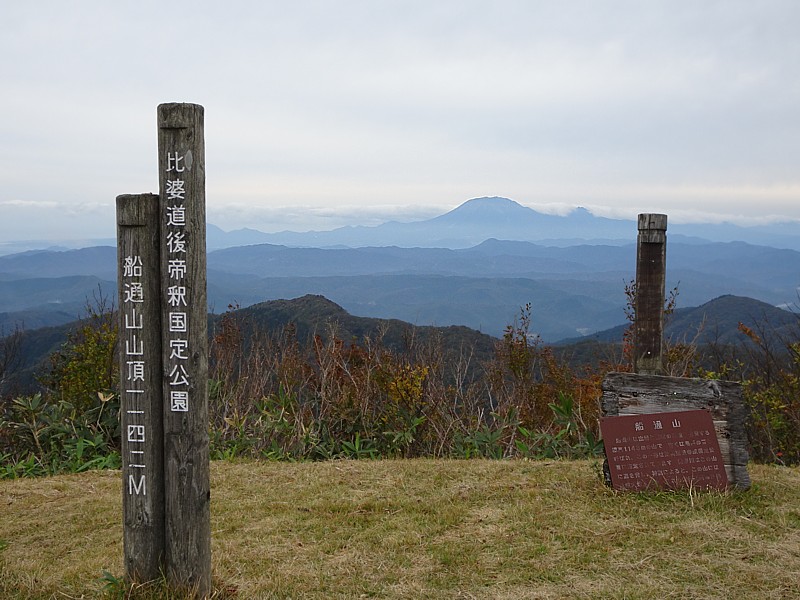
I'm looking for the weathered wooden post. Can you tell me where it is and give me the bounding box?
[601,212,750,491]
[157,103,211,596]
[117,193,165,580]
[634,213,667,375]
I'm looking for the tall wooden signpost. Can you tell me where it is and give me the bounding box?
[117,103,211,597]
[158,103,212,595]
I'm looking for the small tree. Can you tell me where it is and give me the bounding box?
[41,291,118,413]
[0,323,24,394]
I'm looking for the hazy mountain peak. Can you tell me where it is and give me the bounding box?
[437,196,531,218]
[201,195,800,251]
[457,196,525,210]
[570,207,595,219]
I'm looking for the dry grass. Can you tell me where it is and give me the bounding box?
[1,460,799,599]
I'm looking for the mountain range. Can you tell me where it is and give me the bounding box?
[0,197,798,342]
[4,293,794,398]
[2,196,798,256]
[207,197,800,251]
[559,294,798,346]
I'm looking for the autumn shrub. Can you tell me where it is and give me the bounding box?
[484,304,603,458]
[1,295,121,478]
[0,392,120,478]
[734,322,800,464]
[0,293,612,475]
[40,295,118,412]
[206,303,605,462]
[208,312,445,459]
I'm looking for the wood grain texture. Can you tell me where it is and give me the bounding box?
[634,213,667,375]
[602,371,751,490]
[117,193,165,581]
[157,103,211,597]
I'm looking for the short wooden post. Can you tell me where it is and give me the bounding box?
[634,213,667,375]
[157,103,211,596]
[117,193,165,581]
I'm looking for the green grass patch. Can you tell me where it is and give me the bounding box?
[0,460,798,598]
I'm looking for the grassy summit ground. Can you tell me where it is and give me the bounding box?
[1,459,799,599]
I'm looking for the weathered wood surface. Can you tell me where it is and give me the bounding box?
[117,193,165,581]
[157,103,211,597]
[602,371,751,490]
[634,213,667,375]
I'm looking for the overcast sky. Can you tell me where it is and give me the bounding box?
[2,1,799,241]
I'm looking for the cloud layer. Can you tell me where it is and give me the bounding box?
[2,1,799,240]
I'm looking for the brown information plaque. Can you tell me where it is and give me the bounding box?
[600,409,728,492]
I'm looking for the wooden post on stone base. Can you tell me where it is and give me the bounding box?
[634,213,667,375]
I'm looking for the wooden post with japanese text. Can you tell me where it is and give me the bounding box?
[117,193,166,581]
[634,213,667,375]
[157,103,212,596]
[601,213,750,492]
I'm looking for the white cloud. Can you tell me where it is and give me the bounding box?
[0,200,59,209]
[1,1,800,242]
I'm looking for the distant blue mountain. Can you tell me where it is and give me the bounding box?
[559,295,798,347]
[0,197,795,255]
[2,228,799,339]
[206,197,636,249]
[206,197,800,251]
[0,246,117,280]
[2,197,798,340]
